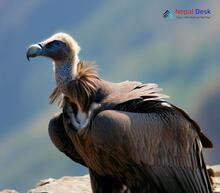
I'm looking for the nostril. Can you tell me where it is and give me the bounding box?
[38,43,43,49]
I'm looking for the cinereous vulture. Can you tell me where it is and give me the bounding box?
[27,33,213,193]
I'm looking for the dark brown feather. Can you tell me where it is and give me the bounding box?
[86,110,213,193]
[49,60,212,192]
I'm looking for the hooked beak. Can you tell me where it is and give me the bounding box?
[26,43,44,61]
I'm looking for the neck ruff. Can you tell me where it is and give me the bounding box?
[50,61,100,110]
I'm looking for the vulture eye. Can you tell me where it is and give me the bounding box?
[54,40,66,47]
[45,40,64,49]
[45,42,54,49]
[54,41,61,46]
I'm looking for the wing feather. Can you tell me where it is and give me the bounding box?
[102,81,168,106]
[99,81,212,148]
[91,110,212,193]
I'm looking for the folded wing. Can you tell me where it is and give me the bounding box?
[91,110,213,193]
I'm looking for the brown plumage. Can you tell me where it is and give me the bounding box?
[27,33,213,193]
[49,61,99,111]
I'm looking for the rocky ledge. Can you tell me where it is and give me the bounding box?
[1,165,220,193]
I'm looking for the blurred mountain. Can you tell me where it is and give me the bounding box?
[0,0,103,135]
[0,0,220,192]
[195,77,220,165]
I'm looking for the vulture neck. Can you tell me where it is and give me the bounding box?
[51,60,101,130]
[54,57,79,90]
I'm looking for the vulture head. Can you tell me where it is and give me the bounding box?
[27,33,100,130]
[26,33,81,76]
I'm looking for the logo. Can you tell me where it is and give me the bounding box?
[163,8,211,19]
[163,10,173,18]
